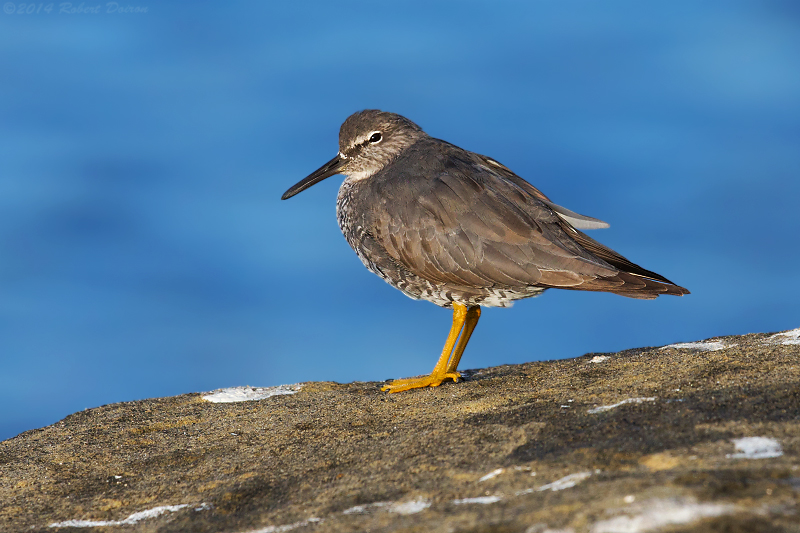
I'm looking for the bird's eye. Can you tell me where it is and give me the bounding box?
[369,132,382,143]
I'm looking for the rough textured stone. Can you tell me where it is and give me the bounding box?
[1,329,799,533]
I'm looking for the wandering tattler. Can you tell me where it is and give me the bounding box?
[282,110,689,393]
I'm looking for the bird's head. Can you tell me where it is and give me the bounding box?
[281,110,425,200]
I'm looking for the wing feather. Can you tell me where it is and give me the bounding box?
[359,138,688,298]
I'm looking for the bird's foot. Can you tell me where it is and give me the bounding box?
[381,372,461,393]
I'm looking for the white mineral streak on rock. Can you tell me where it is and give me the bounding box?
[726,437,783,459]
[452,495,503,504]
[389,499,432,514]
[660,341,733,352]
[341,502,388,515]
[588,398,656,414]
[202,384,301,403]
[478,468,505,482]
[766,328,800,345]
[591,498,735,533]
[245,517,322,533]
[537,472,592,492]
[525,526,576,533]
[49,504,194,528]
[342,499,431,515]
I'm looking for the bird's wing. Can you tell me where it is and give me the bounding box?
[362,143,623,291]
[472,153,685,290]
[476,154,610,230]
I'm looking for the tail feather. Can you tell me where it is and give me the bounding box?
[560,226,690,299]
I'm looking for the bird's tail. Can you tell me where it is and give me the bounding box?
[566,227,690,299]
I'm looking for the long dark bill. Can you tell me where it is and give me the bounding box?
[281,154,345,200]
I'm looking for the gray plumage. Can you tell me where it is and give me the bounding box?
[285,109,688,309]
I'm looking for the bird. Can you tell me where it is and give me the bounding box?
[281,110,689,393]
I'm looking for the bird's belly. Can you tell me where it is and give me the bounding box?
[405,282,546,308]
[344,235,545,308]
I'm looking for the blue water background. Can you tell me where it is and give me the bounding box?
[1,1,799,441]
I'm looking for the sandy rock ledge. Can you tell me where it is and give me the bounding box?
[1,329,799,532]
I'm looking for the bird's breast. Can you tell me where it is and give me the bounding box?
[336,179,373,263]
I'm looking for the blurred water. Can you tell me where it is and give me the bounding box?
[1,0,799,441]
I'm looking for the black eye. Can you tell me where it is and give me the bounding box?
[369,132,382,143]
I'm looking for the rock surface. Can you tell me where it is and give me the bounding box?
[2,329,799,533]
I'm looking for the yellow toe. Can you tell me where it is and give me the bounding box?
[381,372,461,393]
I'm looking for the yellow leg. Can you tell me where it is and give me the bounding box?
[382,303,478,393]
[446,306,481,374]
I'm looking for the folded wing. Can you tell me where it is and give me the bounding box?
[363,140,688,299]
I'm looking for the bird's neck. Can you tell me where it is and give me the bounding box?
[335,178,360,239]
